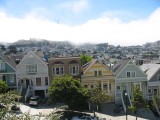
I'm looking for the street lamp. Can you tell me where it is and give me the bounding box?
[125,92,128,120]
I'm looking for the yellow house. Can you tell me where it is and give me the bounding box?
[81,59,115,102]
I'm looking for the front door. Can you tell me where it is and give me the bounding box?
[26,79,30,88]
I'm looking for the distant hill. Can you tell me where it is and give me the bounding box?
[11,38,74,48]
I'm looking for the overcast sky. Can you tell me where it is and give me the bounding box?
[0,0,160,46]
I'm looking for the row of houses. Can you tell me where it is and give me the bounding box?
[0,50,160,107]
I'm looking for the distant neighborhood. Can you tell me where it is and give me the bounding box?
[0,39,160,119]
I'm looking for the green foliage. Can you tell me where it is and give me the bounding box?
[7,45,17,54]
[0,45,6,51]
[49,75,89,110]
[80,55,93,65]
[0,90,21,120]
[154,96,160,108]
[88,88,110,110]
[132,86,146,110]
[130,86,146,117]
[0,80,8,93]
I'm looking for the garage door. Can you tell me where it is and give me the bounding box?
[35,90,45,98]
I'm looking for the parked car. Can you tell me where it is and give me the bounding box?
[29,96,41,106]
[72,115,97,120]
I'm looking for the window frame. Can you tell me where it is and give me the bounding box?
[52,66,64,76]
[45,77,48,86]
[69,65,79,75]
[0,60,5,71]
[36,77,41,86]
[126,71,136,78]
[26,64,37,73]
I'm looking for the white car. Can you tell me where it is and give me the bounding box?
[71,115,97,120]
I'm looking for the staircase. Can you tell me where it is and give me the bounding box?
[121,91,132,114]
[20,88,27,102]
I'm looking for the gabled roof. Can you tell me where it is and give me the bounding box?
[113,59,130,75]
[140,64,160,80]
[83,59,110,74]
[17,50,48,68]
[0,52,17,70]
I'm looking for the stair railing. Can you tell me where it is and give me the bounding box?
[153,96,160,116]
[25,86,30,102]
[121,92,126,112]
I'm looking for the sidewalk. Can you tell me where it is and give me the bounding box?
[95,112,149,120]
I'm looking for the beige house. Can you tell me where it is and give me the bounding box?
[48,57,81,83]
[81,59,115,102]
[16,50,49,99]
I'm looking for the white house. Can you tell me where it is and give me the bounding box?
[16,50,49,99]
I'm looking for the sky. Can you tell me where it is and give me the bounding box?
[0,0,160,46]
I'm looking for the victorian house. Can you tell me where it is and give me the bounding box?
[16,50,49,99]
[81,59,115,102]
[113,60,147,109]
[0,53,17,89]
[48,57,81,83]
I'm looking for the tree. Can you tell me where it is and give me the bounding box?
[0,80,8,93]
[129,86,146,120]
[49,75,88,110]
[7,45,17,54]
[0,90,21,120]
[80,55,93,65]
[88,87,110,111]
[0,45,6,51]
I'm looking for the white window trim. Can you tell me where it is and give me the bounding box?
[158,74,160,81]
[52,66,64,76]
[26,64,38,73]
[94,70,102,76]
[0,60,5,71]
[148,88,152,94]
[69,65,79,75]
[126,71,136,78]
[116,85,121,90]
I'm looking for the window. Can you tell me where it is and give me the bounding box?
[91,85,94,88]
[46,89,48,93]
[26,65,37,73]
[69,66,79,75]
[117,86,121,90]
[126,71,136,77]
[148,89,152,94]
[0,60,5,71]
[99,71,102,76]
[109,84,111,90]
[127,72,130,77]
[153,89,158,95]
[21,80,24,83]
[103,84,108,90]
[53,67,64,75]
[84,85,88,88]
[94,70,102,76]
[158,75,160,81]
[45,77,48,86]
[36,77,41,86]
[94,71,97,76]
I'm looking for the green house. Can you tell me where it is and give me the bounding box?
[0,53,17,89]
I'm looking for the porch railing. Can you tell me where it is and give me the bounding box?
[153,97,160,116]
[128,93,133,107]
[121,92,126,112]
[25,86,30,102]
[17,85,22,93]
